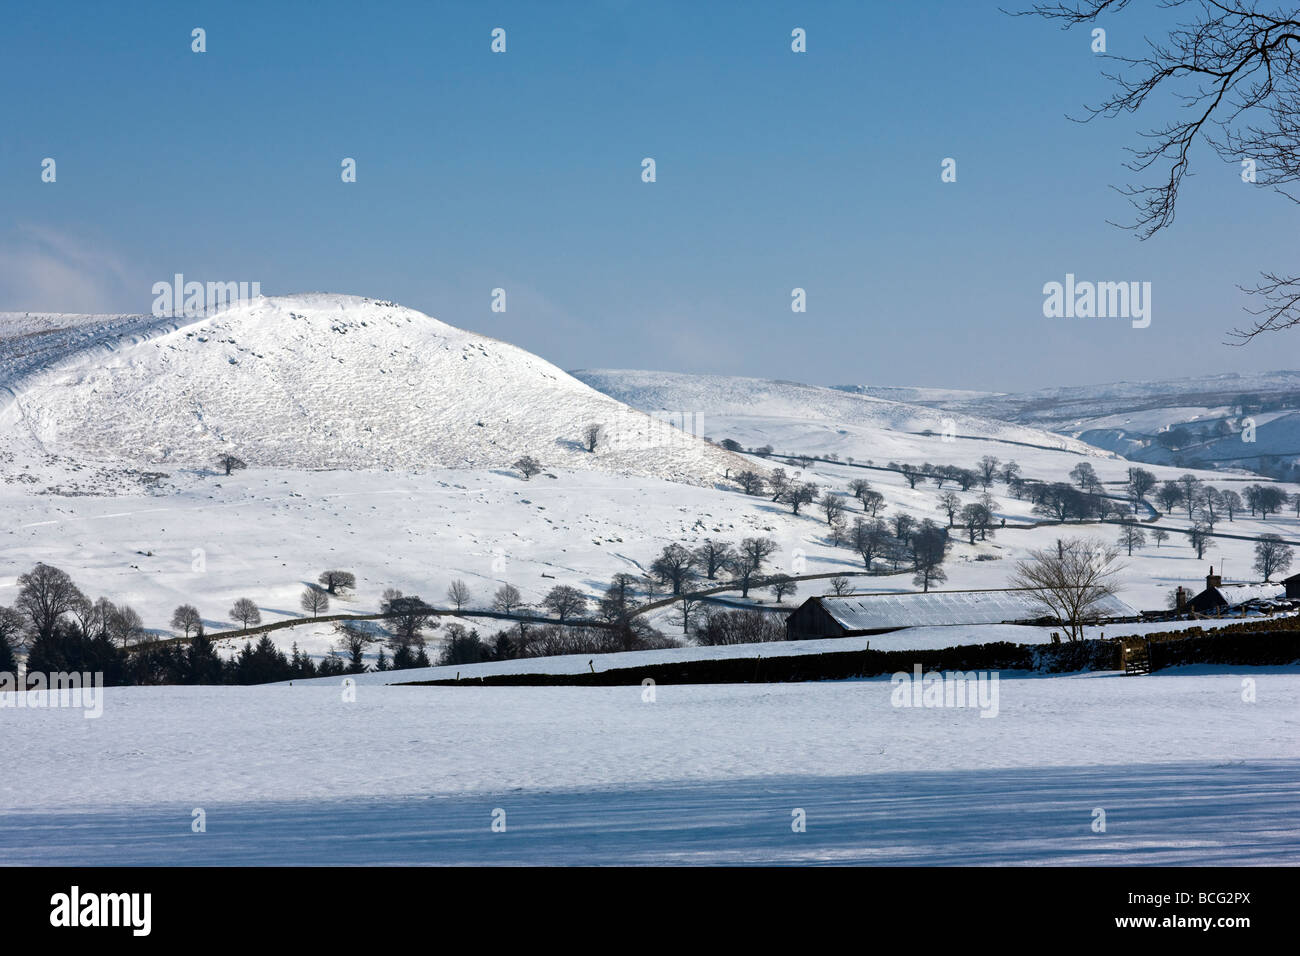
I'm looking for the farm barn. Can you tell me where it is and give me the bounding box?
[785,589,1138,640]
[1182,567,1286,615]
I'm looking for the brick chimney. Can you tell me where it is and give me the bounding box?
[1206,565,1222,589]
[1174,586,1190,612]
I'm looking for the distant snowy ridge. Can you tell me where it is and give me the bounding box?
[571,368,1104,456]
[0,295,748,484]
[929,369,1300,428]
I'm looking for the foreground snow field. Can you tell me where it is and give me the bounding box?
[5,760,1296,865]
[2,669,1297,864]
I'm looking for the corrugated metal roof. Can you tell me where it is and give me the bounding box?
[816,590,1138,631]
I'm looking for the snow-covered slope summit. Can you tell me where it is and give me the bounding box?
[1,295,747,483]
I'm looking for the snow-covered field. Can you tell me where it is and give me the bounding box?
[2,670,1297,864]
[3,456,1297,660]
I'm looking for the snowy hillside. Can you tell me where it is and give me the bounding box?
[826,369,1300,474]
[1110,410,1300,468]
[926,369,1300,427]
[0,296,747,485]
[571,368,1108,460]
[0,311,178,398]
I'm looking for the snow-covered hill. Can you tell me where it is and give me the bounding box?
[0,296,747,485]
[571,368,1106,457]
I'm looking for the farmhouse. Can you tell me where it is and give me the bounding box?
[785,589,1138,640]
[1181,567,1285,615]
[1284,572,1300,600]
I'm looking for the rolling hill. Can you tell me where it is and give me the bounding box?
[0,295,748,485]
[571,368,1108,461]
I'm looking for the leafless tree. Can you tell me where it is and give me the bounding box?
[229,598,261,631]
[492,583,525,615]
[848,478,873,507]
[937,491,962,527]
[694,539,735,580]
[16,563,81,641]
[767,467,791,502]
[382,591,436,648]
[729,536,778,598]
[1127,467,1157,505]
[861,489,886,517]
[673,593,706,634]
[1178,474,1202,518]
[217,454,246,476]
[851,518,891,571]
[542,585,587,623]
[1186,522,1212,559]
[651,543,698,595]
[1156,481,1184,514]
[978,456,1001,489]
[446,579,471,611]
[171,604,203,638]
[1009,538,1124,641]
[821,492,846,525]
[107,605,145,646]
[68,591,100,640]
[1020,1,1300,340]
[1116,520,1147,556]
[88,597,115,641]
[769,574,798,603]
[1255,534,1294,581]
[1255,484,1288,518]
[1200,486,1222,526]
[734,470,765,495]
[696,608,786,645]
[894,462,924,489]
[0,606,26,649]
[581,423,604,453]
[961,502,994,544]
[828,515,848,547]
[301,585,330,618]
[827,576,854,596]
[317,570,355,595]
[334,620,376,673]
[780,482,819,516]
[598,573,639,624]
[513,456,542,480]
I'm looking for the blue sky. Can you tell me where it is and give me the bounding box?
[1,0,1291,391]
